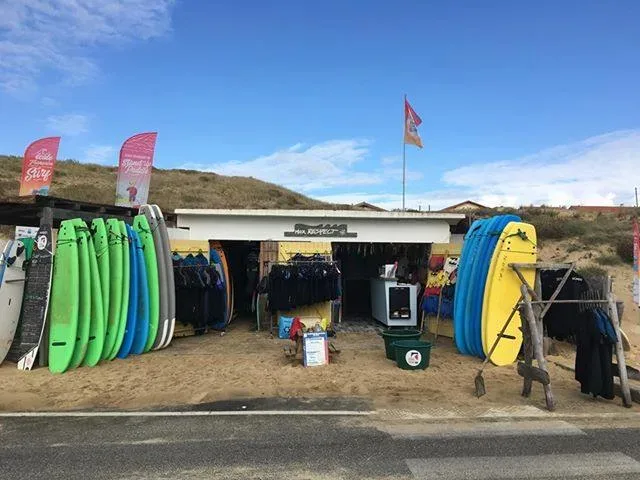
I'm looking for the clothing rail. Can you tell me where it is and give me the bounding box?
[268,260,337,265]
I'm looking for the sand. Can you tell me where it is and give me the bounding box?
[1,239,638,413]
[0,321,636,414]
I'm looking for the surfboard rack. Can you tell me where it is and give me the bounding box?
[507,262,632,411]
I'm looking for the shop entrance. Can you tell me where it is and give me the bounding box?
[221,240,260,320]
[333,242,429,326]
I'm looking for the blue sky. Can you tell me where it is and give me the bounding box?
[1,1,639,209]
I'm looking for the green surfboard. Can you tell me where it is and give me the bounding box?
[48,220,79,373]
[102,219,123,360]
[108,220,130,360]
[133,214,160,352]
[91,219,110,329]
[83,229,105,367]
[68,220,91,369]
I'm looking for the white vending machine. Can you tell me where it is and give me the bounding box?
[370,278,418,327]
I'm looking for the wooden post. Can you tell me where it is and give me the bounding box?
[521,284,555,411]
[520,307,533,397]
[607,276,632,408]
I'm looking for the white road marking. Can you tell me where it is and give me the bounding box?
[381,420,585,439]
[407,452,640,479]
[0,410,373,418]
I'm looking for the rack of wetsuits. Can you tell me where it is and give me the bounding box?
[173,253,226,333]
[540,270,623,401]
[267,256,341,313]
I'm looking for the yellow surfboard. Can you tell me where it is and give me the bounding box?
[482,222,537,366]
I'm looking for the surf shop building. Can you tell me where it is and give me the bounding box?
[171,209,466,333]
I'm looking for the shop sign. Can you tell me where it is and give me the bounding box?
[284,223,357,238]
[303,332,329,367]
[15,226,39,240]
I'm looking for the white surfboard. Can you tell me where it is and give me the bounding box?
[152,205,175,348]
[0,241,28,364]
[0,240,14,287]
[140,205,169,350]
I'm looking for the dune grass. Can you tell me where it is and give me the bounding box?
[0,155,330,211]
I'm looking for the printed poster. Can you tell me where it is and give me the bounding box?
[115,132,157,208]
[19,137,61,196]
[303,332,329,367]
[15,226,39,240]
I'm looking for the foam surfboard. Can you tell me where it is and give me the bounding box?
[108,220,130,360]
[83,226,105,367]
[102,219,123,360]
[48,221,79,373]
[482,221,537,366]
[131,226,150,355]
[6,224,53,370]
[462,217,497,357]
[140,205,169,350]
[91,219,110,332]
[151,205,175,348]
[133,214,159,352]
[118,224,139,358]
[465,215,521,358]
[68,220,91,369]
[453,219,486,355]
[0,240,29,365]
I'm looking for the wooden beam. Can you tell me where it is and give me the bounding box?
[607,276,632,408]
[512,266,538,300]
[521,284,555,411]
[50,208,133,223]
[520,317,533,397]
[522,299,611,305]
[517,362,551,385]
[509,262,574,270]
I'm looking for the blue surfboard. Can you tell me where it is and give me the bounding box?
[460,218,496,356]
[118,224,139,358]
[453,219,487,355]
[131,228,150,355]
[465,214,521,358]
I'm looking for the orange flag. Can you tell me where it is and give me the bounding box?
[404,98,423,148]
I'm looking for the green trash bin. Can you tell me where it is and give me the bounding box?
[393,340,432,370]
[381,329,422,360]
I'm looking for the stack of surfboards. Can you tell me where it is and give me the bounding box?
[47,204,175,373]
[453,216,537,366]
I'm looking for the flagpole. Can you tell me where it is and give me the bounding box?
[402,94,406,212]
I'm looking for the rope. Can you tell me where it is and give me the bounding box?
[503,229,538,248]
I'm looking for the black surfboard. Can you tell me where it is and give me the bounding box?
[7,223,53,370]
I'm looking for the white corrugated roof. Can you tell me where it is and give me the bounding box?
[174,209,466,224]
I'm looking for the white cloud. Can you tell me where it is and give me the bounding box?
[41,96,58,107]
[184,139,425,192]
[0,0,175,94]
[441,130,640,207]
[315,192,456,212]
[316,130,640,210]
[46,113,89,136]
[184,139,386,192]
[83,144,115,164]
[381,155,400,166]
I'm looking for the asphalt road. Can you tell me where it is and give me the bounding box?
[2,413,640,479]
